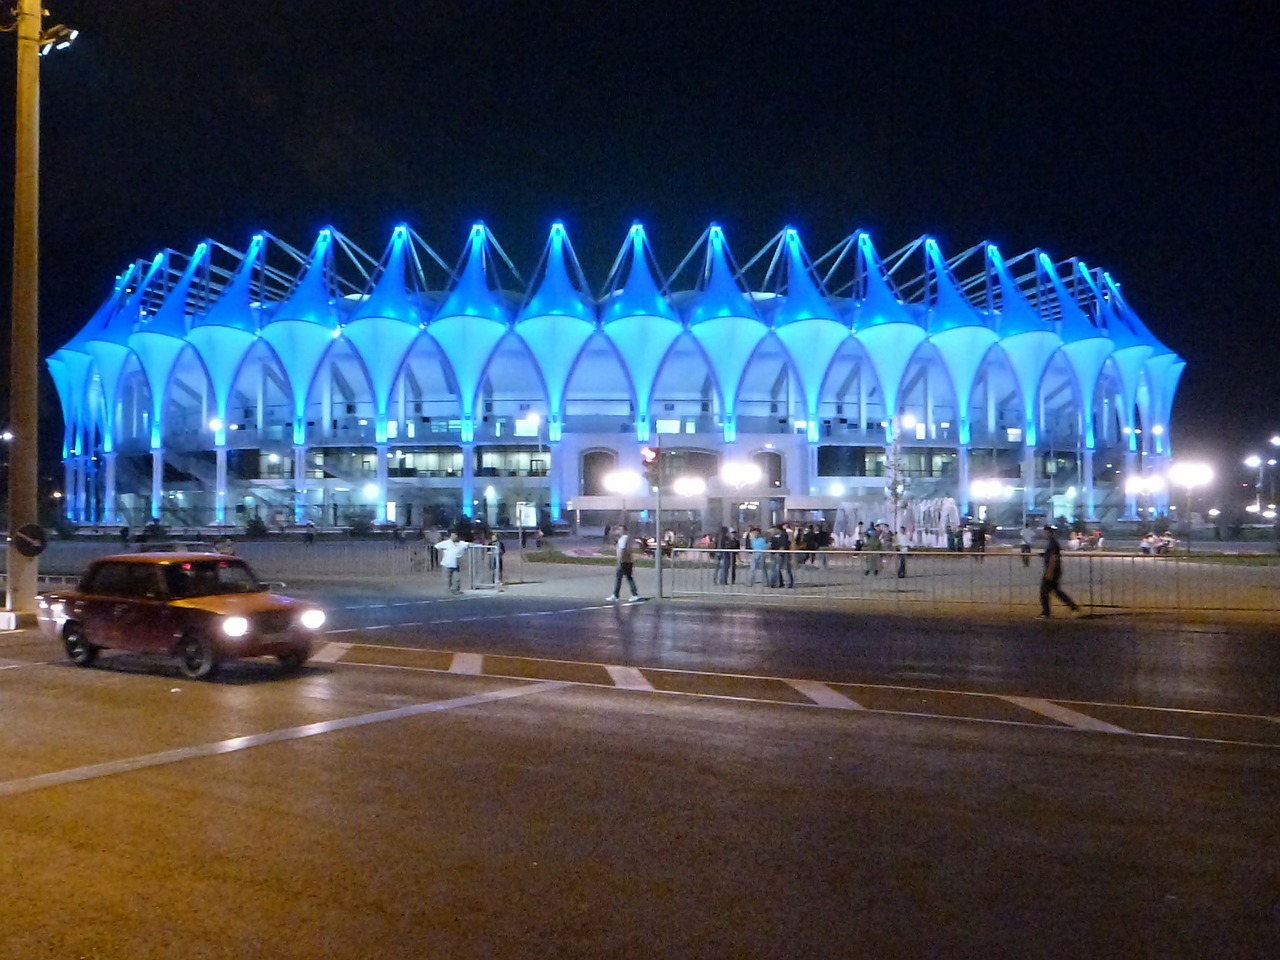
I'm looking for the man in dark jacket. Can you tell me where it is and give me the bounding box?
[1039,525,1081,618]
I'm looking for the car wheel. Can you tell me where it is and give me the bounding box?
[276,649,308,673]
[178,634,219,680]
[63,622,99,667]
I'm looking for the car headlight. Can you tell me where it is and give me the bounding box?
[222,616,250,638]
[299,608,326,630]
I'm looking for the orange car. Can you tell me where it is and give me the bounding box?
[37,553,325,679]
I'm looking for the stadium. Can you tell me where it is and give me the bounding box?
[47,222,1183,536]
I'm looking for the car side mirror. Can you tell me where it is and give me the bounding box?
[261,580,287,591]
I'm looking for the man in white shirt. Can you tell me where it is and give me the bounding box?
[608,525,642,602]
[434,531,469,595]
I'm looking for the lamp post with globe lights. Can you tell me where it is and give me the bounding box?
[1168,462,1213,555]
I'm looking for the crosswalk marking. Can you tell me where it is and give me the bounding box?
[786,679,864,710]
[1002,695,1129,733]
[311,642,351,663]
[449,652,484,675]
[605,665,654,691]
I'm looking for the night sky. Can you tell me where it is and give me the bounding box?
[1,1,1276,499]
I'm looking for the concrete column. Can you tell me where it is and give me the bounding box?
[103,453,116,525]
[293,445,307,523]
[85,458,97,524]
[1023,446,1037,520]
[322,370,332,439]
[63,459,74,521]
[1083,448,1095,520]
[151,448,163,521]
[957,445,970,517]
[549,438,562,521]
[215,446,228,524]
[375,442,389,523]
[461,441,475,518]
[1124,447,1138,518]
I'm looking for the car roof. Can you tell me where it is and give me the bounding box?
[96,552,239,563]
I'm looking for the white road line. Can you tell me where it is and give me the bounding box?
[449,652,484,675]
[786,679,864,710]
[1002,695,1130,733]
[605,665,654,691]
[0,681,563,799]
[310,642,351,664]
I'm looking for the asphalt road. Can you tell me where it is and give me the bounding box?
[2,588,1277,959]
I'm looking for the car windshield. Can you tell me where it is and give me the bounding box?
[163,559,265,598]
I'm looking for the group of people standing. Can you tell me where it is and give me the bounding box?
[715,522,839,588]
[851,521,912,578]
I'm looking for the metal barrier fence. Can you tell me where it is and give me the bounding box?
[3,540,504,591]
[667,547,1280,617]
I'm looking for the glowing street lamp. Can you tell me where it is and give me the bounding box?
[720,461,762,489]
[671,475,707,498]
[603,468,642,528]
[1168,461,1213,554]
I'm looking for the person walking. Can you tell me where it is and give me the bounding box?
[607,525,642,602]
[896,526,910,578]
[1039,524,1081,618]
[1020,521,1035,567]
[434,530,469,595]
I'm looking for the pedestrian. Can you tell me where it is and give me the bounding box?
[854,520,866,551]
[896,526,909,578]
[864,524,881,576]
[303,519,316,545]
[727,527,741,584]
[119,526,130,546]
[434,530,468,595]
[747,526,767,586]
[777,523,795,588]
[1039,524,1080,618]
[607,525,642,602]
[971,521,986,561]
[817,524,832,569]
[1020,521,1034,567]
[715,526,733,585]
[489,531,505,581]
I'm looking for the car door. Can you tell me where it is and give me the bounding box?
[116,563,179,653]
[76,561,133,649]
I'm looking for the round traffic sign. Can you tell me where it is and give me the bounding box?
[13,523,47,558]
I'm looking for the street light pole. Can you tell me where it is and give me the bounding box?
[5,0,43,621]
[654,436,663,600]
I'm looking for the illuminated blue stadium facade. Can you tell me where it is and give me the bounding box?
[47,222,1184,531]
